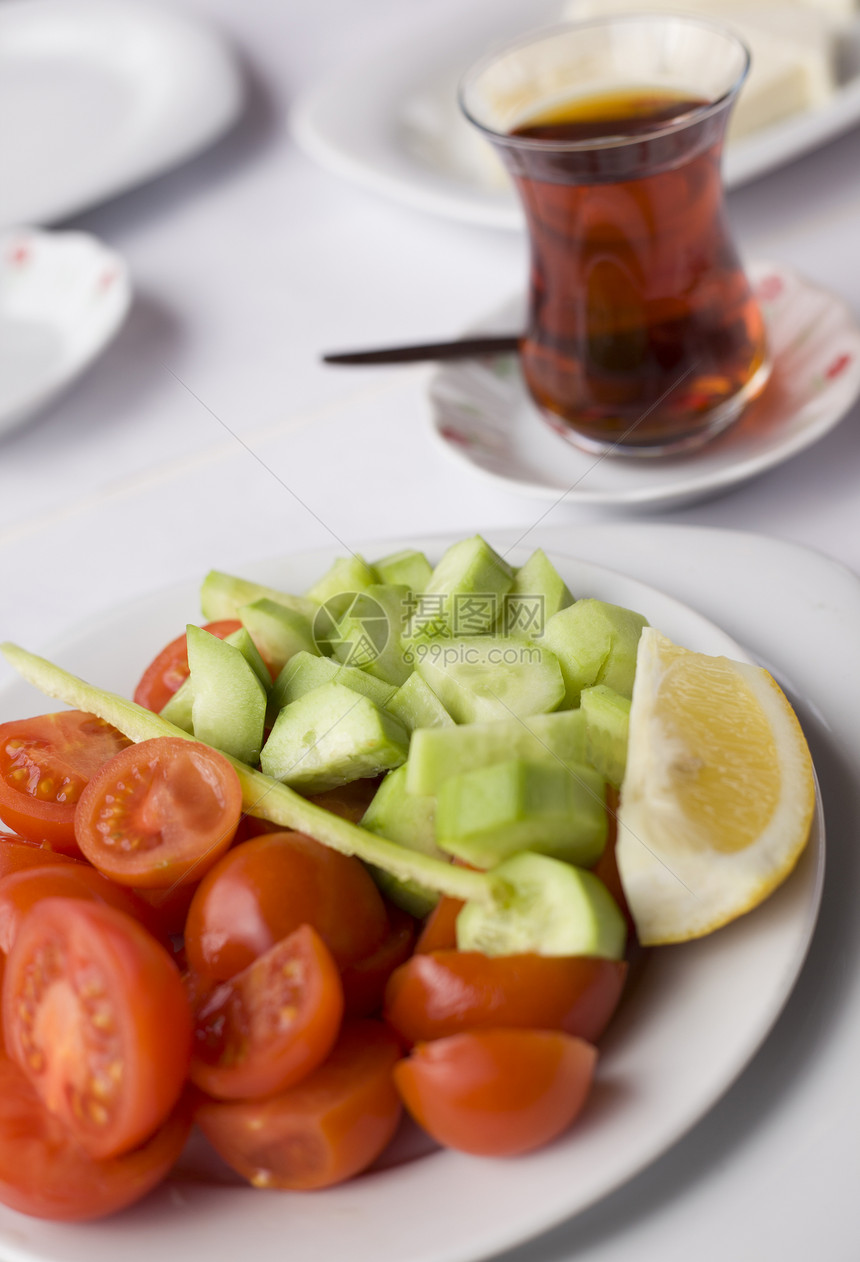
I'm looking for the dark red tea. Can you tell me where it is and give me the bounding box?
[504,89,769,451]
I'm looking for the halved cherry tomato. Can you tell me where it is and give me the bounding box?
[0,834,78,878]
[195,1019,402,1189]
[384,951,626,1046]
[341,904,416,1019]
[414,895,464,954]
[394,1029,597,1157]
[133,620,241,713]
[0,863,160,953]
[74,737,242,888]
[189,924,344,1100]
[0,1054,191,1221]
[3,899,192,1160]
[591,787,634,932]
[0,713,131,852]
[184,831,389,981]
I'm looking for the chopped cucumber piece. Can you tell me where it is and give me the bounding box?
[267,650,397,724]
[436,759,607,869]
[260,681,408,792]
[501,548,574,637]
[239,599,317,676]
[456,851,626,960]
[224,626,270,689]
[415,635,565,723]
[407,710,588,796]
[581,684,631,789]
[362,765,445,916]
[186,625,266,765]
[405,535,514,640]
[386,672,454,734]
[544,599,648,707]
[159,677,193,731]
[200,571,317,623]
[330,584,412,686]
[373,549,433,592]
[305,555,379,605]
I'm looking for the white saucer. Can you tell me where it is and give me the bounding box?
[428,261,860,509]
[0,0,243,228]
[0,228,131,438]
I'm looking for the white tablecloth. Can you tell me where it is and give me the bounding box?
[1,1,859,1257]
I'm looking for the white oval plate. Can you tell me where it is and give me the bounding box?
[292,0,860,230]
[428,262,860,509]
[0,538,824,1262]
[0,228,131,439]
[0,0,243,228]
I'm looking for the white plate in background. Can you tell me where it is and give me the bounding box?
[292,0,860,229]
[0,0,243,228]
[0,536,824,1262]
[0,228,131,438]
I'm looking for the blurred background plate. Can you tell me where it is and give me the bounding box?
[0,228,131,437]
[292,0,860,229]
[0,0,243,228]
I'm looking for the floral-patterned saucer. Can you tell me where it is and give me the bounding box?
[428,262,860,509]
[0,228,131,439]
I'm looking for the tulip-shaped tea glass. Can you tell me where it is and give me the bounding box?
[460,16,771,455]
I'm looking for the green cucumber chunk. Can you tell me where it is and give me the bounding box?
[200,571,317,623]
[386,672,454,734]
[161,625,269,734]
[373,549,433,592]
[362,764,445,916]
[501,548,574,638]
[436,759,607,868]
[544,599,648,707]
[415,635,564,723]
[581,684,631,789]
[456,851,626,960]
[239,599,318,676]
[407,709,588,796]
[267,650,397,724]
[405,535,514,640]
[186,624,266,765]
[330,584,412,686]
[305,555,379,605]
[260,681,408,792]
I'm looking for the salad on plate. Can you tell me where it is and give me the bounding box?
[0,535,816,1227]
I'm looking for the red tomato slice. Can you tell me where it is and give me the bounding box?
[0,713,131,852]
[184,831,389,981]
[189,924,344,1100]
[413,895,464,954]
[384,951,627,1045]
[133,620,241,713]
[0,834,78,877]
[0,864,161,954]
[341,904,416,1019]
[3,899,192,1160]
[394,1028,597,1157]
[0,1054,191,1222]
[74,737,242,888]
[196,1019,402,1189]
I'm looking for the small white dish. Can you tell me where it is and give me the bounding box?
[428,261,860,509]
[0,538,824,1262]
[0,228,131,438]
[0,0,243,228]
[292,1,860,230]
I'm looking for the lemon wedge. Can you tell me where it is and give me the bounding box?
[616,628,815,946]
